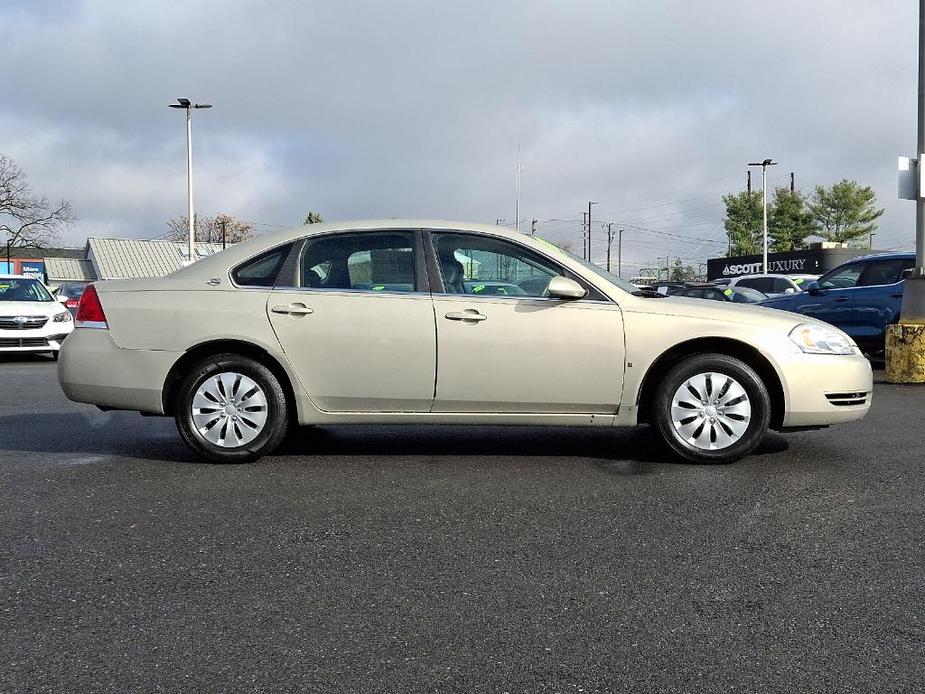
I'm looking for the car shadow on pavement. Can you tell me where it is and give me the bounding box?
[0,412,790,470]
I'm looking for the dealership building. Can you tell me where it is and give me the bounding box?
[706,244,882,281]
[3,238,226,286]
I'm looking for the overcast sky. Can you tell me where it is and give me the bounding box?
[0,0,919,275]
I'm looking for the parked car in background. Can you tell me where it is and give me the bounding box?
[54,281,89,315]
[726,274,818,297]
[673,283,768,304]
[760,252,915,356]
[0,274,74,359]
[59,220,872,465]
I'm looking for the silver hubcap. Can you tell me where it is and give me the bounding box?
[191,372,269,448]
[670,372,751,451]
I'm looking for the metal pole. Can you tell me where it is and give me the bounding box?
[870,231,875,251]
[186,105,195,263]
[762,163,769,274]
[901,0,925,322]
[618,228,623,278]
[221,218,227,250]
[605,223,612,272]
[581,212,587,259]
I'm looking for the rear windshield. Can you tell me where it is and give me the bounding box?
[0,278,53,302]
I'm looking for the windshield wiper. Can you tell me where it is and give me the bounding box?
[631,289,666,298]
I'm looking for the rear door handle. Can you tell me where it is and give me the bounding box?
[272,304,314,316]
[445,310,487,322]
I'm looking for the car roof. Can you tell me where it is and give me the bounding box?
[839,251,915,263]
[0,274,36,280]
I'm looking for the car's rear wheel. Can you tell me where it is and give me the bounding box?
[175,353,288,463]
[653,353,770,464]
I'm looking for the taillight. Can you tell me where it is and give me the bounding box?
[66,298,78,309]
[74,284,108,328]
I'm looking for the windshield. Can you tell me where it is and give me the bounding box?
[535,238,641,294]
[0,278,53,302]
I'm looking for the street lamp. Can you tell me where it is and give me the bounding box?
[169,98,212,263]
[748,158,777,274]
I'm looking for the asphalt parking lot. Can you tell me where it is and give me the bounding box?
[0,356,922,693]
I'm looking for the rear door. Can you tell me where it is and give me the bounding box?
[267,230,437,412]
[427,231,624,414]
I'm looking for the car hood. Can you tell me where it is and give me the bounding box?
[625,294,820,331]
[0,301,63,317]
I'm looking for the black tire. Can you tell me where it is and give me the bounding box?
[174,353,289,463]
[653,353,771,464]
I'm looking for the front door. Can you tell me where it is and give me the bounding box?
[427,231,624,414]
[267,230,436,412]
[799,262,863,334]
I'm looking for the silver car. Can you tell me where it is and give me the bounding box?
[59,220,872,464]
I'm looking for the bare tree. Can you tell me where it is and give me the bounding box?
[304,211,324,224]
[0,154,74,248]
[165,213,254,244]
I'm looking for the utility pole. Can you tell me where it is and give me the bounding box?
[618,228,623,278]
[869,231,875,250]
[605,223,614,272]
[748,158,777,274]
[531,218,537,236]
[747,170,752,195]
[587,201,597,262]
[790,172,795,193]
[901,0,925,323]
[221,218,227,250]
[581,212,588,259]
[4,239,10,272]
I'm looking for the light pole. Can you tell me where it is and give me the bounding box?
[748,158,777,274]
[169,98,212,263]
[901,0,925,323]
[618,228,623,278]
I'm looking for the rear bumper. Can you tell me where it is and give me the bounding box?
[58,328,180,413]
[777,351,873,427]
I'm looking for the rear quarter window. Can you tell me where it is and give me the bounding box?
[231,244,294,287]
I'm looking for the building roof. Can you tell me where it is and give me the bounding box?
[44,257,97,282]
[1,246,85,260]
[86,238,225,279]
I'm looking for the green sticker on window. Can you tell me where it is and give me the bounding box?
[793,278,805,285]
[372,285,385,291]
[472,284,486,293]
[723,288,733,296]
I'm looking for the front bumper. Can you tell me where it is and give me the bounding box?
[58,328,180,413]
[777,351,873,427]
[0,324,73,352]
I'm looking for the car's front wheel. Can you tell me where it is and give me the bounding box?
[175,354,289,463]
[653,353,770,464]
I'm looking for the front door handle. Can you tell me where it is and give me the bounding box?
[833,297,849,303]
[272,304,314,316]
[445,310,487,322]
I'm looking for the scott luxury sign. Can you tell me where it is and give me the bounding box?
[707,249,826,281]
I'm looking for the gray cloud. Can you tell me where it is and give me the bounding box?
[0,0,917,273]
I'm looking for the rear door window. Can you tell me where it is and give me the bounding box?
[859,258,916,286]
[300,232,416,292]
[232,244,294,287]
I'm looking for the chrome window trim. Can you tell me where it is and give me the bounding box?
[271,286,432,299]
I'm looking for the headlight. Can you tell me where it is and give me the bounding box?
[789,323,854,355]
[52,311,72,323]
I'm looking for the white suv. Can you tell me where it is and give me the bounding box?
[0,274,74,358]
[724,274,818,297]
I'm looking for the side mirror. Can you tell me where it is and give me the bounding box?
[547,275,587,300]
[806,281,821,294]
[901,268,913,280]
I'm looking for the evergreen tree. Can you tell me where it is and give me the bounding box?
[808,179,884,245]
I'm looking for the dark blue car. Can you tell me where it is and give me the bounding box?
[761,252,915,355]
